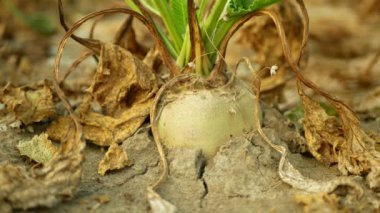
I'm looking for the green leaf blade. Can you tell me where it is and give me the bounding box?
[170,0,188,38]
[227,0,281,17]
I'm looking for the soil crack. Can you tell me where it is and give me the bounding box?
[198,159,208,208]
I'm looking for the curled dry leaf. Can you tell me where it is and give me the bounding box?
[0,81,55,125]
[0,124,84,209]
[98,143,133,176]
[301,94,380,190]
[280,157,363,195]
[48,43,157,146]
[302,95,343,164]
[87,43,157,116]
[17,133,58,165]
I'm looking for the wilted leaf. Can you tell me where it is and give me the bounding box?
[301,94,380,190]
[87,43,157,116]
[17,133,58,165]
[0,81,55,125]
[48,43,157,146]
[98,143,133,175]
[0,120,84,209]
[302,96,343,164]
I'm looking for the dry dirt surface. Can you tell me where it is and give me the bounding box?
[1,107,377,213]
[1,0,380,212]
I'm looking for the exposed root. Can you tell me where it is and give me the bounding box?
[294,0,309,66]
[89,15,104,39]
[58,0,101,54]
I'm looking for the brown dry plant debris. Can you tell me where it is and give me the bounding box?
[98,142,133,175]
[17,133,58,165]
[212,0,377,196]
[0,80,55,125]
[238,0,304,67]
[239,58,362,196]
[0,122,84,209]
[295,193,348,213]
[48,43,158,146]
[241,3,380,191]
[234,0,305,94]
[301,93,380,190]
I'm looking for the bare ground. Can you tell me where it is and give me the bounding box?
[0,106,377,212]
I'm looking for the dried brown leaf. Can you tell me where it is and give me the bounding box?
[0,124,84,209]
[98,143,133,175]
[302,94,380,190]
[48,43,157,146]
[302,95,343,164]
[114,16,147,59]
[237,0,304,67]
[48,104,150,146]
[87,43,157,116]
[17,133,58,165]
[0,81,55,125]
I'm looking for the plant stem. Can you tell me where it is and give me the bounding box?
[177,26,191,68]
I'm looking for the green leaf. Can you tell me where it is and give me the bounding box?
[227,0,281,17]
[124,0,141,13]
[196,0,208,19]
[170,0,188,38]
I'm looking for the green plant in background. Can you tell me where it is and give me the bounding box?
[2,0,56,35]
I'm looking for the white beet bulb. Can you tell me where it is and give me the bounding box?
[157,80,261,158]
